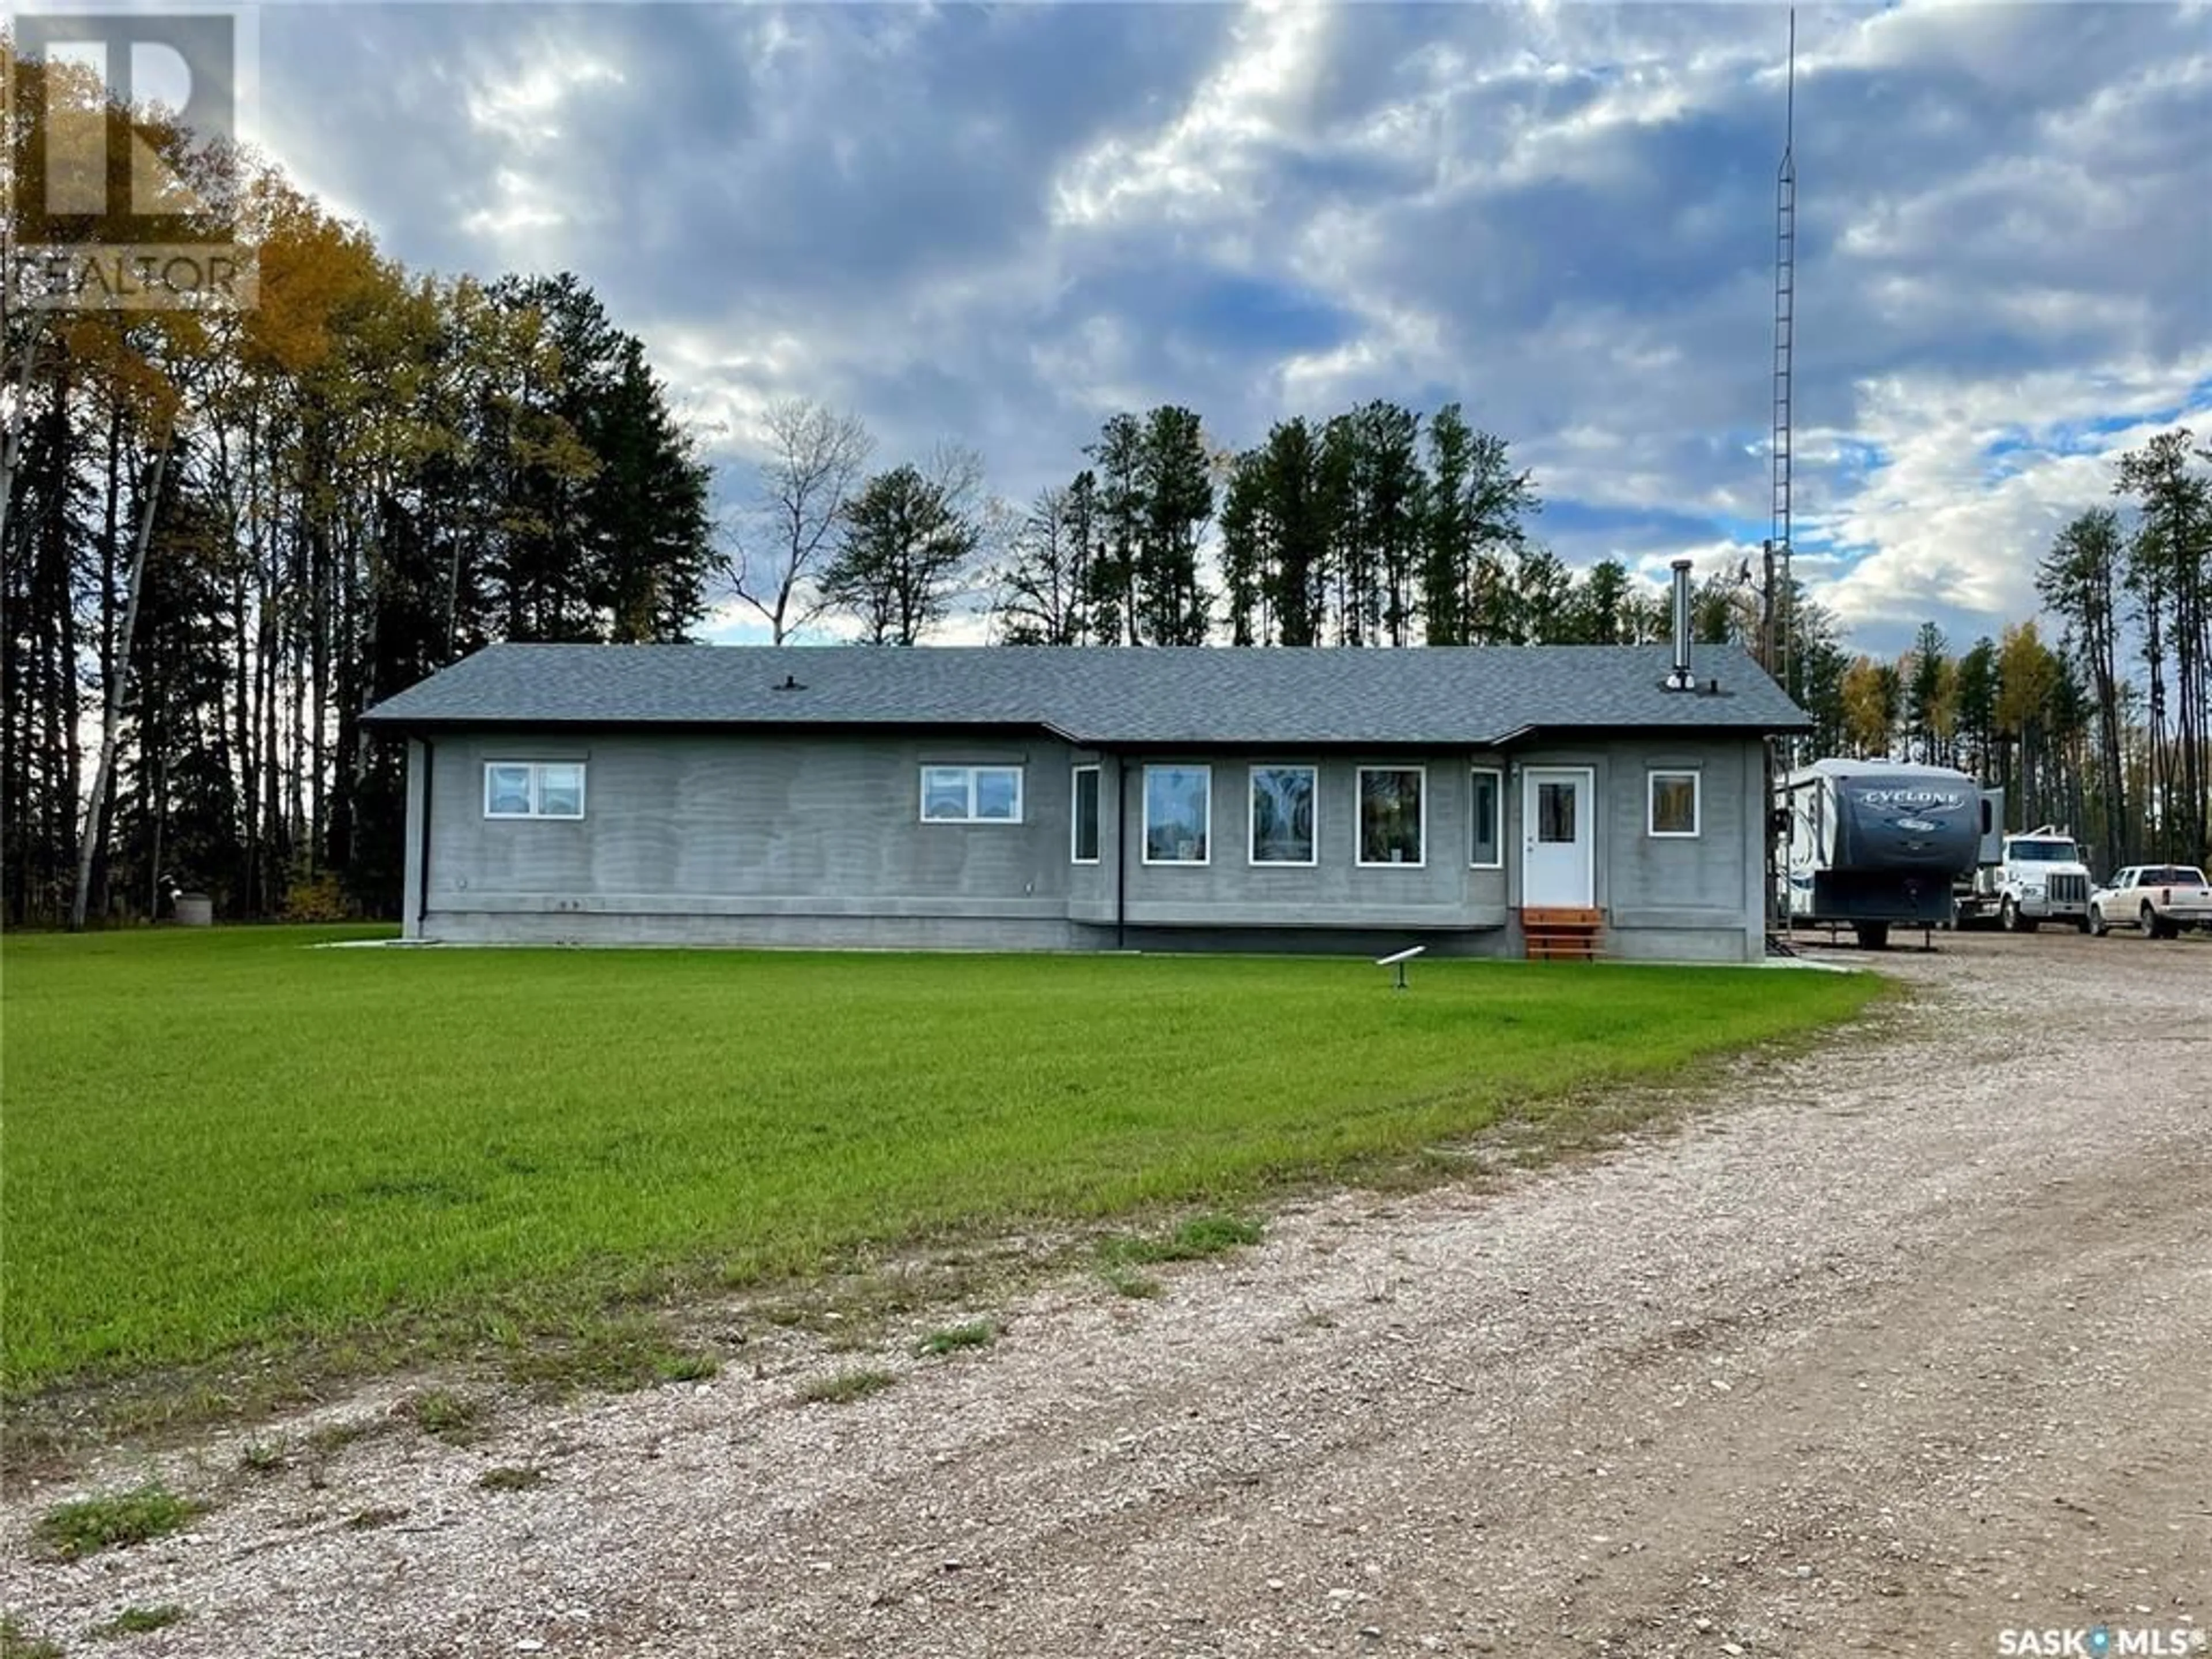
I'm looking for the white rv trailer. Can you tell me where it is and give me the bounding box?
[1777,758,1982,948]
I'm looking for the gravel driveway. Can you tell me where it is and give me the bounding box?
[7,932,2209,1657]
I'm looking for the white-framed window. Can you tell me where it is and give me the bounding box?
[483,760,585,820]
[921,764,1024,823]
[1071,765,1101,863]
[1469,766,1503,868]
[1648,768,1701,837]
[1248,764,1317,866]
[1143,764,1211,865]
[1358,766,1425,866]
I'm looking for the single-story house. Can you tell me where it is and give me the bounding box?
[361,613,1810,963]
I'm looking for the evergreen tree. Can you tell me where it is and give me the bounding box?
[1085,413,1143,646]
[1347,400,1425,645]
[2036,508,2130,863]
[821,460,984,645]
[1133,404,1213,645]
[1904,620,1952,766]
[1263,416,1330,646]
[1216,452,1268,646]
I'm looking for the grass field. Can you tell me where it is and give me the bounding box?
[2,927,1886,1397]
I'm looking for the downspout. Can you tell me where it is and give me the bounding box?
[416,734,435,932]
[1115,754,1128,951]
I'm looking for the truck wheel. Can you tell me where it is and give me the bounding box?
[2089,904,2108,937]
[1999,896,2017,931]
[2143,902,2165,940]
[1854,921,1890,950]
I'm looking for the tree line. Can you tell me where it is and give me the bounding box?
[1805,428,2210,867]
[5,39,2205,929]
[739,394,1686,654]
[657,391,2212,873]
[2,42,716,925]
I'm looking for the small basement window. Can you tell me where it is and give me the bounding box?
[921,764,1024,823]
[484,761,585,820]
[1648,769,1700,837]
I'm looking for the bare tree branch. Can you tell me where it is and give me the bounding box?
[730,398,873,643]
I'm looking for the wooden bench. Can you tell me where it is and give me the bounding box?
[1520,906,1606,961]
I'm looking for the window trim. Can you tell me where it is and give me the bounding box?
[919,763,1025,825]
[1468,765,1504,869]
[1247,763,1319,868]
[1355,764,1427,869]
[1647,767,1702,838]
[1071,764,1101,865]
[1141,763,1213,866]
[483,760,586,820]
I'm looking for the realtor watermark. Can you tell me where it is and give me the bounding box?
[1998,1627,2208,1657]
[4,5,259,310]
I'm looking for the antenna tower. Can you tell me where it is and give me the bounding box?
[1767,10,1797,703]
[1762,12,1800,945]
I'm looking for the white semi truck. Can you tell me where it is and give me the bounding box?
[1950,789,2093,931]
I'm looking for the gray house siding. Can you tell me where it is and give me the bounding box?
[406,729,1767,960]
[414,730,1084,949]
[1499,734,1764,962]
[1104,755,1510,931]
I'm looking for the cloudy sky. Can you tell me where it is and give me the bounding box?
[250,0,2210,657]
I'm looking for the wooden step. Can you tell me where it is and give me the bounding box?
[1520,906,1606,961]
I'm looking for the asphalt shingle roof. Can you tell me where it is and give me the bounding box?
[361,642,1810,745]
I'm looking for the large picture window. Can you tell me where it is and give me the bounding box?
[1469,767,1502,868]
[1648,768,1700,838]
[1358,767,1425,866]
[1143,766,1211,864]
[1071,765,1101,863]
[1248,766,1316,865]
[921,764,1024,823]
[484,761,585,820]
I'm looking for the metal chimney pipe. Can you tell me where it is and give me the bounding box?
[1668,558,1694,690]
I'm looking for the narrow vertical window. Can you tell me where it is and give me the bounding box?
[1469,767,1502,868]
[1072,765,1101,863]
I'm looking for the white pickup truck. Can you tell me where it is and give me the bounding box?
[2088,864,2212,939]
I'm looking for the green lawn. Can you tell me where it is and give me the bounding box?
[1,926,1885,1394]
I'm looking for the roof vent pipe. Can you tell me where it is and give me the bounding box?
[1666,558,1695,691]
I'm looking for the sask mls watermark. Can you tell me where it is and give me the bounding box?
[1999,1627,2208,1657]
[5,5,259,310]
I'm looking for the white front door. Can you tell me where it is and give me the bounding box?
[1521,767,1594,907]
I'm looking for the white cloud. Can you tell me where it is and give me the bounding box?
[1048,0,1336,231]
[1813,354,2212,633]
[244,2,2210,662]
